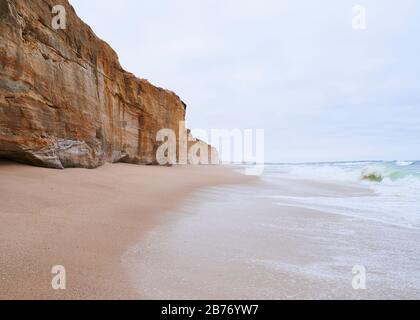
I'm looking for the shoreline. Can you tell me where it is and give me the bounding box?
[122,175,420,299]
[2,161,419,299]
[0,161,255,299]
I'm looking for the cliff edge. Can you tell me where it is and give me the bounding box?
[0,0,218,168]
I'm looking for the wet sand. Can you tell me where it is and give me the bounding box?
[123,177,420,299]
[0,161,253,299]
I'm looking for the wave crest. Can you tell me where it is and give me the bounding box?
[395,161,415,166]
[361,171,383,182]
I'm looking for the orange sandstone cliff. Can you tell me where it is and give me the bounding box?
[0,0,217,168]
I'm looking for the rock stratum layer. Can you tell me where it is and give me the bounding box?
[0,0,218,168]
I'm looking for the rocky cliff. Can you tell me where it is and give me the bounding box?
[0,0,217,168]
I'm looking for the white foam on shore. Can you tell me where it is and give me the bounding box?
[263,162,420,229]
[123,178,420,299]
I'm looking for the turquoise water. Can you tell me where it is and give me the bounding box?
[262,161,420,229]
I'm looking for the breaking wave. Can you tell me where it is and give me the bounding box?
[265,161,420,229]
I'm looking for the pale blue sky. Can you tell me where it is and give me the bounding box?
[70,0,420,162]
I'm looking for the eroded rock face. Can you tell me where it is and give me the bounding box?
[0,0,217,168]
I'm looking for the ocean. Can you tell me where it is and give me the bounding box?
[262,161,420,229]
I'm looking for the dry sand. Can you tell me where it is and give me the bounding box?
[0,161,253,299]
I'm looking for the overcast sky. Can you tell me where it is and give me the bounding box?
[70,0,420,162]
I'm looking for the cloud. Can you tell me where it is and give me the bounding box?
[70,0,420,162]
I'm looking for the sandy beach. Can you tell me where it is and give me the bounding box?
[129,204,420,300]
[1,0,419,305]
[0,161,253,299]
[1,161,420,300]
[123,166,420,300]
